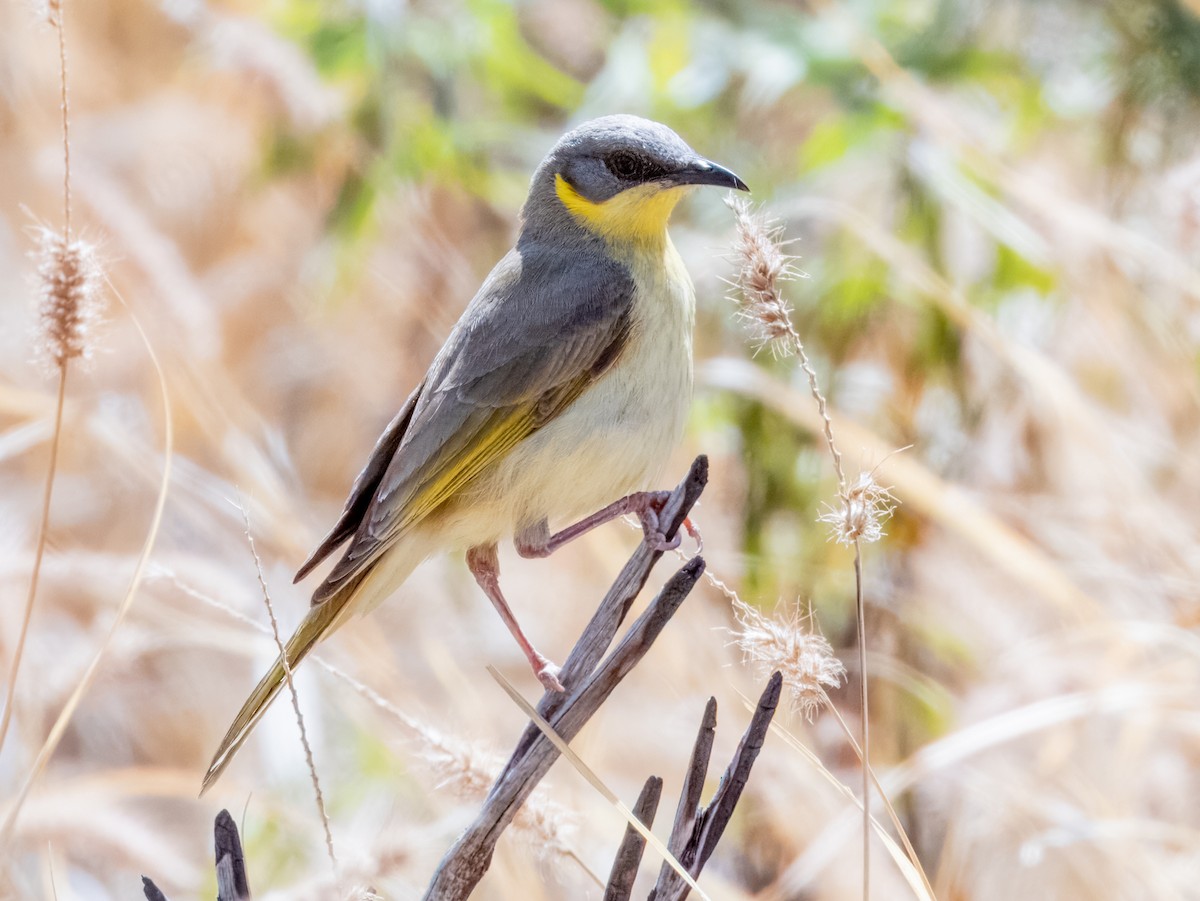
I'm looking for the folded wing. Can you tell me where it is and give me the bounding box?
[305,242,636,605]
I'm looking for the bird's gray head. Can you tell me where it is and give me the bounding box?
[521,115,748,245]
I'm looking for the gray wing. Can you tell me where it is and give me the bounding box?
[307,242,636,604]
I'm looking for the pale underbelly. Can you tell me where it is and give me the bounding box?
[431,321,692,549]
[430,241,695,549]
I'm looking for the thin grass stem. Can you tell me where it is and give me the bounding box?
[0,290,171,842]
[0,368,66,754]
[0,0,75,759]
[54,1,70,237]
[826,703,935,900]
[783,327,847,496]
[238,501,339,887]
[856,539,869,900]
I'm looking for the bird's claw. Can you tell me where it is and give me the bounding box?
[636,491,675,551]
[535,659,565,693]
[637,492,701,556]
[644,524,682,553]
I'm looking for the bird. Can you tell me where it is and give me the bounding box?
[201,114,748,794]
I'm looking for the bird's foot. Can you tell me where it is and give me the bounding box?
[634,490,681,552]
[534,657,565,693]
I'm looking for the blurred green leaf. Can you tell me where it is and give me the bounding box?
[799,107,904,172]
[468,0,584,110]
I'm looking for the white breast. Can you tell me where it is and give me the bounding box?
[441,238,696,546]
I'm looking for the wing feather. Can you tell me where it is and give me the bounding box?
[308,242,634,604]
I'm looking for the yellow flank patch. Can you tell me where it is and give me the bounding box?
[555,173,690,247]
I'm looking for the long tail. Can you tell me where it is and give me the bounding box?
[200,584,356,796]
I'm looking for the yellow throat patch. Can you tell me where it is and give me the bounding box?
[555,173,691,247]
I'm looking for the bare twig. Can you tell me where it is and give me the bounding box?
[421,457,708,900]
[214,809,251,901]
[545,457,709,714]
[141,876,169,901]
[604,776,663,901]
[142,809,251,901]
[489,667,702,896]
[690,674,781,875]
[657,697,718,891]
[651,673,783,901]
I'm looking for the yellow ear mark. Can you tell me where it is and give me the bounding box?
[555,173,689,246]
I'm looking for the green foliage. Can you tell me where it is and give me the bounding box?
[799,107,905,172]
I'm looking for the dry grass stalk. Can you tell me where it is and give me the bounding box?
[822,702,937,900]
[756,712,935,901]
[1,290,171,845]
[726,196,845,493]
[0,0,103,759]
[727,196,898,900]
[677,543,846,718]
[237,502,339,886]
[695,538,930,895]
[49,0,70,234]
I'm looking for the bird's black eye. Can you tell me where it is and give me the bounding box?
[605,150,645,181]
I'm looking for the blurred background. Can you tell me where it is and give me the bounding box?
[3,0,1200,897]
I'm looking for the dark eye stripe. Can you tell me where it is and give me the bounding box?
[605,150,667,183]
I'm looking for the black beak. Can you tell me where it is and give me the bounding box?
[671,158,750,192]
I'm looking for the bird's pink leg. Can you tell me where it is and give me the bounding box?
[466,543,565,692]
[515,490,701,558]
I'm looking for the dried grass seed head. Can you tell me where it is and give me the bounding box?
[726,196,804,350]
[420,727,575,859]
[818,471,896,545]
[732,598,845,719]
[33,228,104,371]
[38,0,63,27]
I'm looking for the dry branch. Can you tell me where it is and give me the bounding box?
[214,808,252,901]
[142,808,251,901]
[422,456,709,900]
[650,672,783,901]
[604,776,664,901]
[661,697,718,873]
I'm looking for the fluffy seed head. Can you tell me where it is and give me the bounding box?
[422,728,575,858]
[33,228,104,371]
[726,196,804,351]
[732,598,845,719]
[819,471,897,545]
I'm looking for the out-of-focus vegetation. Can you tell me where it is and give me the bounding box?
[3,0,1200,897]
